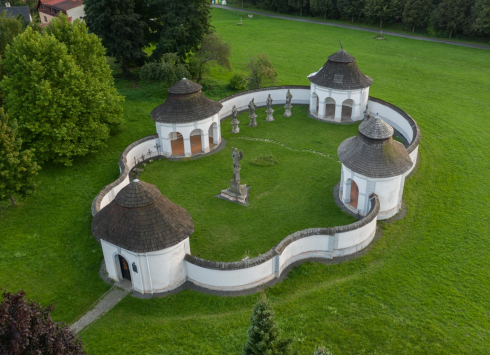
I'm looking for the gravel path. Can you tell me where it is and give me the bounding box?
[212,5,490,51]
[70,287,128,333]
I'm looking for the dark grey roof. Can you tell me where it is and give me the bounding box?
[359,116,394,139]
[92,180,194,253]
[0,7,30,22]
[168,78,202,94]
[151,79,222,124]
[309,49,373,90]
[338,119,412,178]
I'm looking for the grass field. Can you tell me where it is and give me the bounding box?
[2,7,490,354]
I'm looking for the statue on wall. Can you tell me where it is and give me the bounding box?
[265,94,275,121]
[283,89,293,117]
[231,105,240,133]
[363,104,373,120]
[248,98,257,127]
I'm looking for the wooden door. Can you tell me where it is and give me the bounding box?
[118,255,131,281]
[350,180,359,209]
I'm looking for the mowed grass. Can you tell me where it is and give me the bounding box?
[141,106,356,261]
[1,7,489,354]
[81,9,490,354]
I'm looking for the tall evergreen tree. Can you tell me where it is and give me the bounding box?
[403,0,433,32]
[243,295,293,355]
[433,0,472,37]
[148,0,212,60]
[84,0,146,73]
[0,108,39,206]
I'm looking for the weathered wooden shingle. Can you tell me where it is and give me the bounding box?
[309,49,373,90]
[338,117,413,178]
[92,180,194,253]
[151,78,222,124]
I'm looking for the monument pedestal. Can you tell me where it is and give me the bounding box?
[265,108,275,122]
[249,113,258,127]
[220,185,250,205]
[283,104,293,117]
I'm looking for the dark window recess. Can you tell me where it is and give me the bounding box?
[44,16,47,22]
[132,262,138,273]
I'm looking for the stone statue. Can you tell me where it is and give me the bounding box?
[265,94,275,121]
[283,89,293,117]
[220,148,249,205]
[363,104,372,120]
[248,98,258,127]
[231,105,240,133]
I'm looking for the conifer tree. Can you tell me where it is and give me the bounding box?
[0,108,39,206]
[243,295,293,355]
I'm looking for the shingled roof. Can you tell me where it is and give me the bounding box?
[338,116,412,178]
[92,180,194,253]
[309,49,373,90]
[151,78,223,124]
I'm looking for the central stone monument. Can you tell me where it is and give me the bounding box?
[220,148,250,205]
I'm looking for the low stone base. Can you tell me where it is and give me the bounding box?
[283,105,292,117]
[219,186,250,206]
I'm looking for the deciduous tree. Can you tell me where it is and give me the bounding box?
[192,33,231,83]
[84,0,146,73]
[433,0,472,37]
[243,295,293,355]
[1,17,123,165]
[337,0,365,22]
[0,290,85,354]
[403,0,432,32]
[0,109,39,206]
[246,53,278,90]
[472,0,490,41]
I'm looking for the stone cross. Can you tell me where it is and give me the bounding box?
[248,98,258,127]
[265,94,274,121]
[283,89,293,117]
[231,105,240,133]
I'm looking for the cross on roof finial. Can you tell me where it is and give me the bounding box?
[339,40,343,50]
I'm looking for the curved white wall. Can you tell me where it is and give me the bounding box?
[101,239,190,294]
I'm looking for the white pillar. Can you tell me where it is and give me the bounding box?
[183,136,192,157]
[202,131,210,153]
[334,104,342,122]
[352,103,360,120]
[318,100,326,119]
[310,94,318,113]
[214,121,220,144]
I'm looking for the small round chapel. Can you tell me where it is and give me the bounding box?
[338,115,413,219]
[308,48,372,122]
[91,179,194,294]
[151,78,223,157]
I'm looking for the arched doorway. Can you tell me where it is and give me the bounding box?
[118,255,131,281]
[342,99,354,121]
[349,180,359,209]
[169,131,184,156]
[190,129,204,154]
[325,97,335,119]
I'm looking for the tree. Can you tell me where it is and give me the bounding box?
[363,0,398,28]
[84,0,146,73]
[147,0,212,60]
[243,295,293,355]
[337,0,365,22]
[433,0,472,38]
[0,10,25,57]
[0,109,39,206]
[1,17,123,165]
[472,0,490,41]
[0,290,85,354]
[288,0,309,17]
[310,0,335,19]
[403,0,432,32]
[192,32,231,83]
[246,54,278,90]
[140,52,190,85]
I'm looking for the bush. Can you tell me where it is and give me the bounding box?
[140,53,190,86]
[229,72,248,91]
[250,154,279,167]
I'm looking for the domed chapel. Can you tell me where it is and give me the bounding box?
[92,47,419,294]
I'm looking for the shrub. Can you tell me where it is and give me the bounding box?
[229,72,248,91]
[250,154,279,167]
[140,53,190,86]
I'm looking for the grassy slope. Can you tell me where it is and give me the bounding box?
[0,7,488,353]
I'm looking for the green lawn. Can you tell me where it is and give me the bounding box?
[2,7,490,354]
[141,106,356,261]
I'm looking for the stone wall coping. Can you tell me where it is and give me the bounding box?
[185,195,380,271]
[368,96,421,154]
[218,85,311,105]
[91,134,159,217]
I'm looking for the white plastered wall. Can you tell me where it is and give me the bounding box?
[66,5,85,21]
[156,114,220,157]
[101,238,190,294]
[308,82,369,122]
[340,164,404,220]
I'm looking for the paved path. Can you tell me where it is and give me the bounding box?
[212,5,490,51]
[70,287,128,333]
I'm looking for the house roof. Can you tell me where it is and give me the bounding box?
[38,0,83,11]
[0,6,31,22]
[151,78,223,124]
[91,180,194,253]
[338,117,412,178]
[308,48,373,90]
